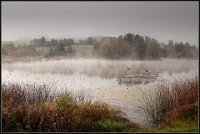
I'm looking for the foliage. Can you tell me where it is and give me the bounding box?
[79,37,97,45]
[138,76,198,128]
[2,83,138,132]
[2,43,37,57]
[94,33,198,60]
[2,34,198,59]
[1,76,198,132]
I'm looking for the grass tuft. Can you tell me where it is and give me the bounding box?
[2,83,139,132]
[138,75,198,131]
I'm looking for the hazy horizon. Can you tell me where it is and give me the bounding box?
[2,1,199,46]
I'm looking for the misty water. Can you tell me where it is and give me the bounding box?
[2,58,198,126]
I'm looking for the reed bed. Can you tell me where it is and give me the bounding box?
[2,83,138,132]
[138,75,198,127]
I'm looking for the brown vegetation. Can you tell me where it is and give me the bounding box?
[138,76,198,127]
[2,83,138,132]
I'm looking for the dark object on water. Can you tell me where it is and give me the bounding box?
[127,67,131,71]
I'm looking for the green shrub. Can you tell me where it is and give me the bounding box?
[55,92,76,110]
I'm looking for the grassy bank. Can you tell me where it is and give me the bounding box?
[138,76,198,132]
[2,76,198,132]
[2,83,139,132]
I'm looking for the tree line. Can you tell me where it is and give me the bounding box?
[2,33,198,59]
[2,37,97,57]
[94,33,198,60]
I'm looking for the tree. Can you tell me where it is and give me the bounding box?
[67,39,75,45]
[40,37,46,46]
[15,45,37,56]
[146,38,161,59]
[31,37,46,47]
[124,33,134,43]
[46,47,54,57]
[66,45,73,54]
[2,43,16,56]
[86,37,96,45]
[134,34,146,59]
[95,37,121,59]
[168,40,174,47]
[57,43,65,53]
[49,39,59,47]
[79,40,85,45]
[3,43,15,50]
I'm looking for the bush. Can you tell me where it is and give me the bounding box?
[2,83,135,132]
[165,102,198,123]
[138,76,198,127]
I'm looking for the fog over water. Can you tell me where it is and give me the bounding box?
[2,1,199,129]
[2,58,198,125]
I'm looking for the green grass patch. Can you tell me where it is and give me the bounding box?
[144,118,198,132]
[70,45,94,55]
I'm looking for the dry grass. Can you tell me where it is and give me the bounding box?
[165,77,198,123]
[2,76,198,132]
[138,76,198,127]
[2,83,137,132]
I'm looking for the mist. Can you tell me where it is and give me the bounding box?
[1,1,199,132]
[2,58,198,125]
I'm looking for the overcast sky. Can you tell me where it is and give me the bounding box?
[2,1,199,45]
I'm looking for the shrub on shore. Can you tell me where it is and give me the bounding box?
[2,76,198,132]
[2,83,139,132]
[138,76,198,128]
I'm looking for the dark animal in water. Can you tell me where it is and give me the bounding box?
[127,67,131,70]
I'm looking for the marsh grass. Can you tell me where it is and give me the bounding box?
[2,76,198,132]
[138,76,198,128]
[2,83,138,132]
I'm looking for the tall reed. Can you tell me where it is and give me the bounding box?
[138,76,198,127]
[2,83,137,132]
